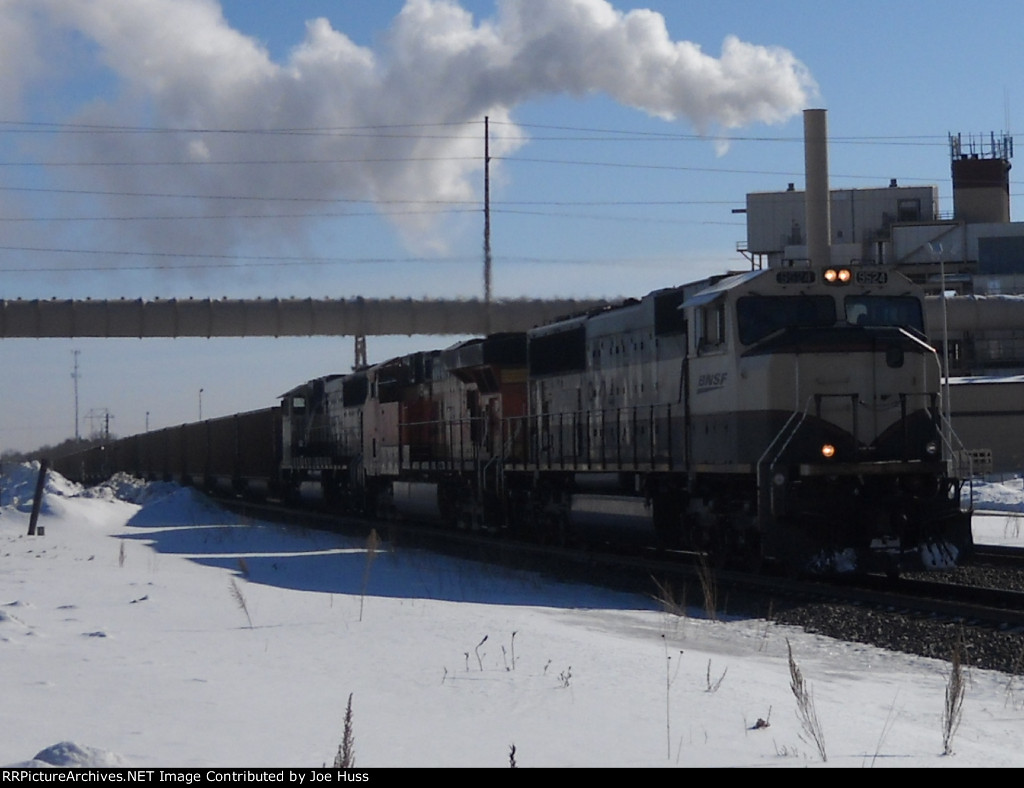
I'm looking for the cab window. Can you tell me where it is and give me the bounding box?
[696,301,727,353]
[845,296,924,332]
[737,295,836,345]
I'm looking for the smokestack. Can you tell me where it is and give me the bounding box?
[949,132,1013,224]
[803,109,831,267]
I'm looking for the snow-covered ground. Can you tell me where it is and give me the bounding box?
[2,463,1024,768]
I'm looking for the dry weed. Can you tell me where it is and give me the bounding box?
[787,639,827,762]
[333,693,355,768]
[229,578,253,629]
[943,637,966,755]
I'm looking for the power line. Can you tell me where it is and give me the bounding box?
[0,250,727,274]
[0,184,481,203]
[0,156,483,168]
[0,118,484,137]
[0,198,747,224]
[0,117,997,278]
[0,248,481,267]
[0,116,959,145]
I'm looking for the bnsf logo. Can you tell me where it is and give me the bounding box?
[697,372,728,392]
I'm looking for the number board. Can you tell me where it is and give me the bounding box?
[775,270,816,284]
[854,270,888,285]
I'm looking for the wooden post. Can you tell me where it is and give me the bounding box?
[27,458,49,536]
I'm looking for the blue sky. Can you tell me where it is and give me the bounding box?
[0,0,1022,453]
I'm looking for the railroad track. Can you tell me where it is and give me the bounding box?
[217,494,1024,621]
[973,543,1024,568]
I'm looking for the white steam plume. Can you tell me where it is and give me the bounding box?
[7,0,816,259]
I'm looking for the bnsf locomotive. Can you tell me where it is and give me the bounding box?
[54,263,973,575]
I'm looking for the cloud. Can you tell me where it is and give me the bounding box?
[6,0,816,262]
[0,2,47,114]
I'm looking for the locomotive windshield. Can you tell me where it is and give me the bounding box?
[737,295,836,345]
[844,295,924,332]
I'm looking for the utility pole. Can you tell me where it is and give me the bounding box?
[483,116,492,333]
[71,350,81,441]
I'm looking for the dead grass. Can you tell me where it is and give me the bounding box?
[943,636,966,755]
[229,578,253,629]
[359,529,381,622]
[651,576,687,617]
[333,693,355,768]
[787,639,827,762]
[696,557,718,620]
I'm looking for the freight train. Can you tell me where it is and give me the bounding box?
[52,263,974,575]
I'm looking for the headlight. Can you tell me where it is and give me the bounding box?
[820,443,836,459]
[924,440,939,457]
[823,268,852,285]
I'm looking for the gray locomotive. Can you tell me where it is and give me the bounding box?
[272,262,972,575]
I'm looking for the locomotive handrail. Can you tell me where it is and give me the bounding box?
[489,405,677,472]
[756,397,815,522]
[759,398,815,472]
[936,411,975,510]
[928,347,974,506]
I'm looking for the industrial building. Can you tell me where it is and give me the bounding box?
[742,131,1024,473]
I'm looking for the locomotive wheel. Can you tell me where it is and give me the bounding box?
[769,517,817,577]
[454,499,479,531]
[705,515,734,570]
[553,511,573,548]
[373,486,395,521]
[536,507,574,548]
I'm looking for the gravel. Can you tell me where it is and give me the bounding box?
[770,564,1024,676]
